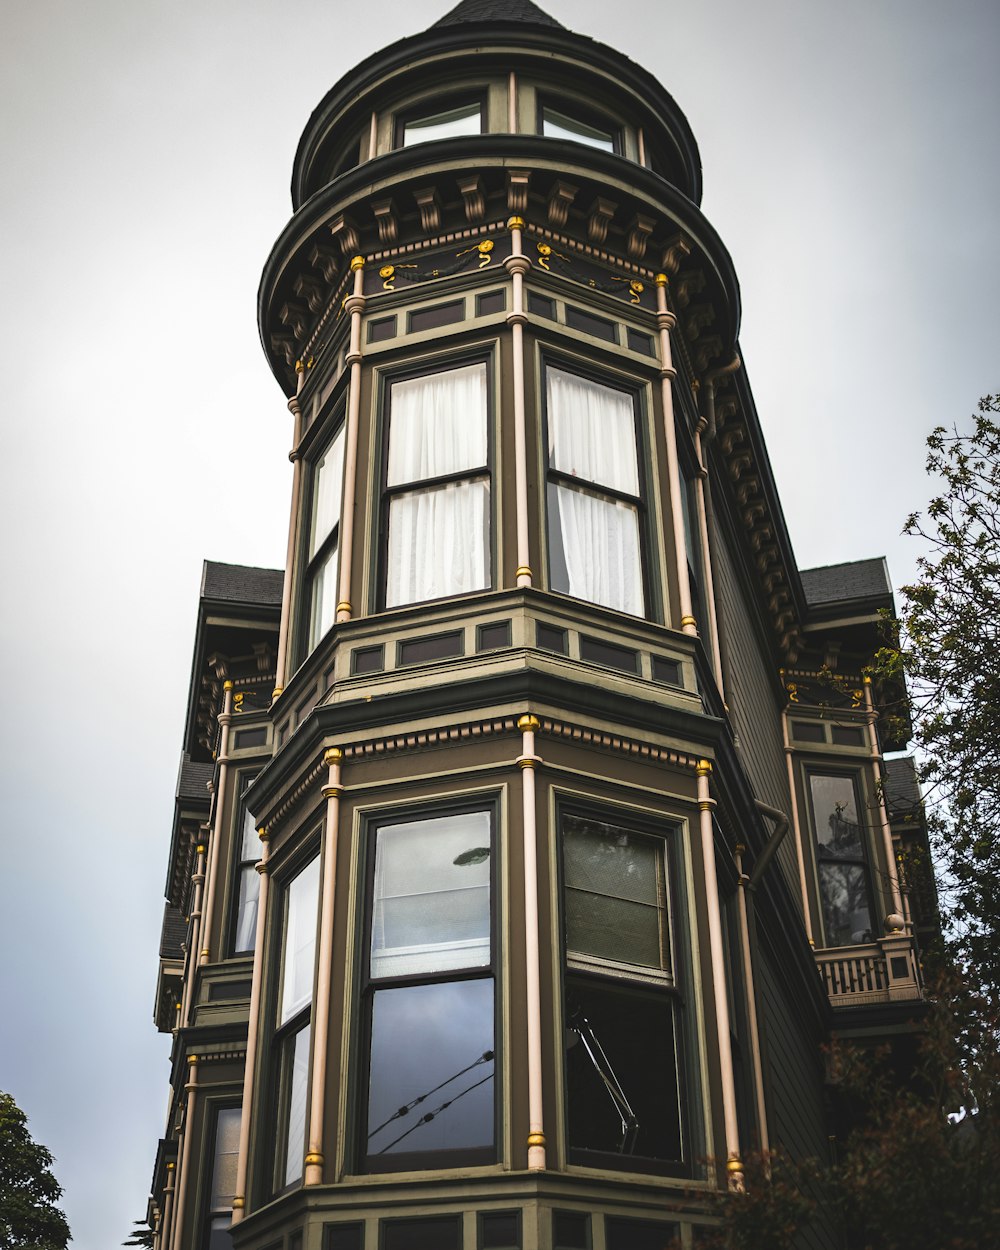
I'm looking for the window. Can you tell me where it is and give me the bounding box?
[542,105,616,153]
[545,367,646,617]
[401,100,482,147]
[807,772,876,947]
[305,425,345,652]
[273,856,320,1190]
[204,1106,240,1249]
[360,807,496,1172]
[229,782,260,956]
[383,362,491,608]
[560,812,684,1174]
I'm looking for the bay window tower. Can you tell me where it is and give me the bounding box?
[148,5,935,1250]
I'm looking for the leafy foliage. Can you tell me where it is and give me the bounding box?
[123,1219,155,1248]
[874,397,1000,992]
[0,1091,70,1250]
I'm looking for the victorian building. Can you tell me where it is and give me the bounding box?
[147,4,933,1248]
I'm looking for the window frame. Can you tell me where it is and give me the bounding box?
[803,765,879,949]
[537,97,622,155]
[228,770,261,958]
[540,357,652,620]
[201,1101,241,1250]
[394,92,486,149]
[557,802,689,1177]
[354,797,501,1175]
[376,354,496,613]
[300,412,347,658]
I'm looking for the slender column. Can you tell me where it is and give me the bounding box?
[508,71,518,132]
[158,1163,175,1250]
[505,220,533,589]
[337,258,367,623]
[200,681,235,965]
[863,676,905,922]
[637,125,647,167]
[274,392,306,698]
[654,275,696,635]
[517,714,545,1169]
[695,761,743,1190]
[733,843,769,1153]
[169,1056,199,1250]
[779,704,814,944]
[692,422,724,683]
[231,829,271,1224]
[305,748,344,1185]
[367,110,378,161]
[180,838,208,1028]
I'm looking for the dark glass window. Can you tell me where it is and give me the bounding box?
[536,622,568,654]
[792,720,826,743]
[324,1225,364,1250]
[542,106,615,152]
[397,630,464,666]
[561,812,684,1174]
[626,328,655,357]
[831,724,866,747]
[545,367,646,617]
[578,635,639,674]
[807,772,876,947]
[477,290,506,316]
[304,425,345,652]
[352,645,384,675]
[361,808,496,1173]
[564,305,617,343]
[203,1105,240,1250]
[229,782,260,956]
[528,292,556,320]
[553,1211,590,1249]
[479,1211,521,1249]
[402,100,482,147]
[651,655,682,686]
[409,301,465,334]
[383,363,491,608]
[368,316,396,344]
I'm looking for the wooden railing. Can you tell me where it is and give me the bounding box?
[814,938,922,1007]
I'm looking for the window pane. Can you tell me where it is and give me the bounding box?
[548,482,643,616]
[310,427,345,558]
[564,817,667,972]
[387,364,487,487]
[280,857,320,1024]
[207,1214,233,1250]
[547,369,639,495]
[543,107,615,152]
[283,1023,311,1187]
[386,480,490,607]
[210,1107,241,1210]
[366,979,494,1160]
[371,811,491,979]
[810,774,863,859]
[233,865,260,955]
[238,803,258,861]
[403,102,481,146]
[308,541,339,651]
[819,863,875,946]
[565,977,681,1164]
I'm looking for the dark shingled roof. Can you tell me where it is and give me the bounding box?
[799,557,891,608]
[433,0,564,28]
[884,756,923,814]
[159,903,187,960]
[201,560,284,607]
[176,755,214,803]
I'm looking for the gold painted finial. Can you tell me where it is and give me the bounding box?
[518,714,540,733]
[166,1162,175,1171]
[324,747,344,766]
[863,674,872,685]
[258,827,269,842]
[195,844,205,855]
[655,272,669,287]
[223,679,234,691]
[695,759,713,776]
[187,1054,198,1066]
[350,255,366,271]
[507,215,525,230]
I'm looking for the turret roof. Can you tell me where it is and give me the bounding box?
[433,0,564,28]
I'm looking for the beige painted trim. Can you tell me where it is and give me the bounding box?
[508,71,518,132]
[158,1164,175,1250]
[780,709,815,944]
[863,678,905,922]
[733,845,769,1153]
[200,683,235,965]
[169,1057,198,1250]
[180,838,208,1027]
[518,714,546,1169]
[367,110,378,161]
[695,762,743,1190]
[692,428,724,683]
[505,221,533,589]
[337,260,367,624]
[654,278,696,635]
[305,749,344,1185]
[274,397,306,695]
[231,833,271,1224]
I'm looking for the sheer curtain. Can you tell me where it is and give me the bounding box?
[386,364,490,607]
[547,369,644,615]
[280,856,320,1024]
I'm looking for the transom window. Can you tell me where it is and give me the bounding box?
[383,362,491,608]
[402,100,482,147]
[542,105,615,152]
[305,425,345,652]
[807,771,876,947]
[360,807,496,1173]
[545,367,646,617]
[561,812,683,1174]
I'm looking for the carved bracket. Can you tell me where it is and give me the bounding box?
[547,180,577,228]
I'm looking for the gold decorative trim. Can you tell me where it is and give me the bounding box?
[517,714,540,733]
[200,948,209,958]
[336,601,352,614]
[349,255,366,271]
[517,758,537,770]
[526,1131,546,1148]
[515,565,533,579]
[231,1197,244,1209]
[655,272,669,287]
[304,1151,324,1166]
[695,759,713,776]
[323,747,344,766]
[223,680,234,691]
[272,687,283,700]
[507,215,526,230]
[322,784,345,799]
[680,614,697,628]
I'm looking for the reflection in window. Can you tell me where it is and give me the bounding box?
[204,1106,240,1249]
[808,773,875,947]
[542,106,615,152]
[561,813,683,1173]
[403,101,482,147]
[305,426,345,652]
[362,808,495,1172]
[384,364,490,607]
[546,368,645,616]
[230,790,260,956]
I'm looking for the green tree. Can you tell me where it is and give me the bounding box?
[875,396,1000,993]
[0,1092,70,1250]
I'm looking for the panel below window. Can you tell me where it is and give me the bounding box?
[383,1216,462,1250]
[605,1216,679,1250]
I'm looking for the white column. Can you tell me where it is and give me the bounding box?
[200,681,234,965]
[274,393,306,699]
[157,1163,175,1250]
[337,258,367,623]
[863,676,905,923]
[695,760,743,1190]
[505,220,533,589]
[169,1056,199,1250]
[231,830,271,1224]
[305,748,344,1185]
[180,838,207,1028]
[654,275,696,635]
[517,714,545,1169]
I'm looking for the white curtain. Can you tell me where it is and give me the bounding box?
[547,368,639,495]
[309,426,345,558]
[308,541,339,650]
[283,1023,311,1186]
[386,364,489,606]
[551,484,643,615]
[280,856,320,1024]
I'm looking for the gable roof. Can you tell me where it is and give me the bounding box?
[433,0,564,28]
[799,557,891,608]
[883,756,923,814]
[201,560,284,606]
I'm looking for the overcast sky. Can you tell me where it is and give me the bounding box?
[0,1,996,1245]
